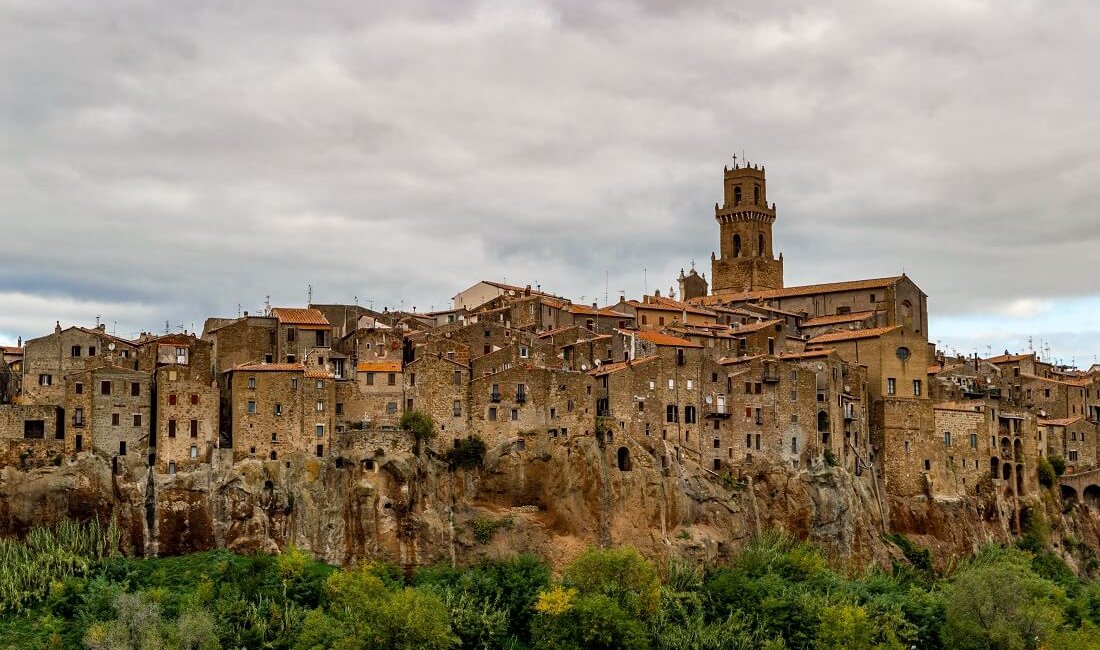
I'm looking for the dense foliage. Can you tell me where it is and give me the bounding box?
[7,521,1100,649]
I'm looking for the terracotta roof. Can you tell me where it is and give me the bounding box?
[304,369,334,379]
[1020,373,1091,388]
[632,330,703,348]
[227,362,305,373]
[356,361,403,373]
[779,349,837,360]
[588,356,657,376]
[271,307,330,327]
[567,304,632,318]
[692,275,906,305]
[730,319,784,335]
[986,353,1035,364]
[800,310,877,328]
[629,296,716,317]
[666,324,738,339]
[0,346,23,355]
[806,326,900,345]
[1039,417,1084,427]
[718,354,768,366]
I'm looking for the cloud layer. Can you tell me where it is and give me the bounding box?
[3,0,1099,360]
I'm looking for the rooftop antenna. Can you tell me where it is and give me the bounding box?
[264,295,271,316]
[164,320,170,334]
[307,284,313,305]
[643,267,648,295]
[604,271,609,307]
[113,321,117,336]
[236,303,242,318]
[95,315,101,328]
[1027,336,1033,352]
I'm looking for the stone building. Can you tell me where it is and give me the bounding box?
[225,363,336,461]
[62,363,152,473]
[0,403,66,467]
[709,163,784,294]
[22,324,137,405]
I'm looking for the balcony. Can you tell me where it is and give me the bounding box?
[987,387,1003,399]
[72,418,85,428]
[762,364,780,383]
[704,405,731,419]
[515,392,527,404]
[490,392,501,403]
[754,415,764,426]
[843,405,856,421]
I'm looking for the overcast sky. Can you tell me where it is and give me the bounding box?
[3,0,1099,365]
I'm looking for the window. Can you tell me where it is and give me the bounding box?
[133,414,142,427]
[684,405,697,423]
[272,432,278,442]
[896,347,911,361]
[488,407,498,421]
[286,355,296,363]
[112,413,120,426]
[1069,450,1079,461]
[74,407,84,426]
[168,462,176,474]
[686,380,693,390]
[247,376,257,389]
[924,459,931,471]
[791,437,798,453]
[668,379,675,390]
[71,345,81,357]
[316,401,324,412]
[101,381,111,395]
[128,382,139,396]
[316,425,324,437]
[291,378,299,390]
[190,419,198,438]
[520,346,529,358]
[248,401,256,414]
[190,445,198,459]
[190,394,198,405]
[666,404,678,423]
[287,327,296,342]
[366,373,375,386]
[511,408,518,421]
[335,402,344,416]
[75,382,83,394]
[119,441,127,456]
[169,394,177,406]
[168,420,177,438]
[387,373,396,386]
[386,402,397,414]
[887,378,896,396]
[23,420,45,439]
[274,403,283,416]
[970,433,978,449]
[943,431,952,446]
[453,401,462,417]
[315,330,326,346]
[648,381,656,390]
[913,380,922,397]
[904,440,910,454]
[454,370,462,385]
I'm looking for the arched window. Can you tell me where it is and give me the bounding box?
[817,411,829,432]
[733,234,742,257]
[758,234,766,256]
[754,185,760,204]
[734,186,742,206]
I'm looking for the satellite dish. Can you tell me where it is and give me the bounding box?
[594,359,602,366]
[581,364,588,371]
[705,396,713,404]
[108,343,116,351]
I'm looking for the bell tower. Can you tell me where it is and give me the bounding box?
[710,161,784,294]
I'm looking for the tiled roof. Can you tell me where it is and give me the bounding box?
[632,330,703,348]
[271,307,330,327]
[666,324,738,339]
[356,361,403,373]
[567,304,632,318]
[227,362,305,373]
[691,275,906,305]
[630,296,716,317]
[800,310,877,328]
[1038,417,1083,427]
[986,353,1035,364]
[730,319,783,335]
[806,326,900,345]
[588,356,657,376]
[1020,373,1091,388]
[779,349,837,360]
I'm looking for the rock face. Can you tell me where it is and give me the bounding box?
[0,432,1091,569]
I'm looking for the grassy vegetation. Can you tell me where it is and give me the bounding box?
[7,520,1100,648]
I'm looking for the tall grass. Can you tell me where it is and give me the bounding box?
[0,518,120,614]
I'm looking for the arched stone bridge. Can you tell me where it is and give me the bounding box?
[1059,468,1100,507]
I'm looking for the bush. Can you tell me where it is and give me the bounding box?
[400,410,437,454]
[1050,456,1067,476]
[1037,457,1056,488]
[444,436,486,470]
[468,516,514,544]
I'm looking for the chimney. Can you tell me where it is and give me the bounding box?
[243,311,249,317]
[524,285,531,296]
[54,321,62,334]
[592,302,597,309]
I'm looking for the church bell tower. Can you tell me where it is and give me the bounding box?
[710,161,784,294]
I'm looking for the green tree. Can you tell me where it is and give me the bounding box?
[562,547,660,619]
[944,562,1062,650]
[400,410,437,455]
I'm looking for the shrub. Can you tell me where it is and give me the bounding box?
[444,436,486,471]
[400,410,437,455]
[1050,456,1067,476]
[1037,457,1056,488]
[468,516,514,544]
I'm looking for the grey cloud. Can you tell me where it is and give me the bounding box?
[2,0,1100,353]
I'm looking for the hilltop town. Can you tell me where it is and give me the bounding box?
[2,163,1097,566]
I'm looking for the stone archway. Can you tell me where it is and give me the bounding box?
[1061,484,1078,508]
[1084,484,1100,508]
[617,446,631,471]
